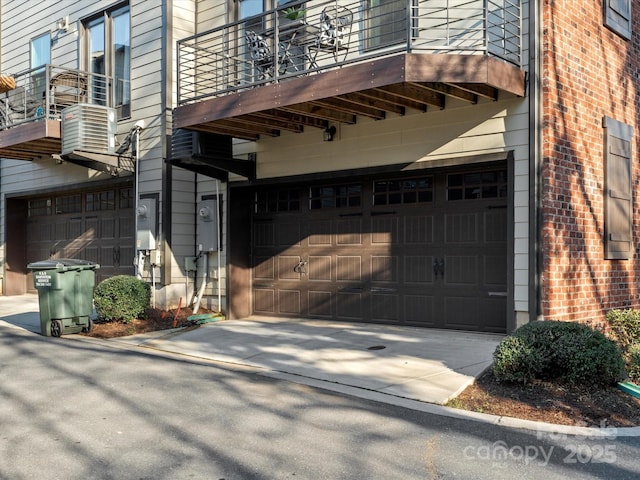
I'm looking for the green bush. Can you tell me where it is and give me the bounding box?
[606,309,640,352]
[493,320,624,386]
[553,330,625,385]
[626,343,640,384]
[492,336,545,384]
[94,275,151,323]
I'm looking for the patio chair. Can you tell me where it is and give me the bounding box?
[245,30,276,80]
[309,5,353,65]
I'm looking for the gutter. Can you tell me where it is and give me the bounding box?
[529,0,543,323]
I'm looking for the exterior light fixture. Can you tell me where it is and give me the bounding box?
[323,125,336,142]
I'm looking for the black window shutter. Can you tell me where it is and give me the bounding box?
[605,0,632,40]
[604,116,633,260]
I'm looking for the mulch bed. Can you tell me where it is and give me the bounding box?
[451,370,640,427]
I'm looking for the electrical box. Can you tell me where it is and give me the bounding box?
[184,256,197,272]
[197,199,219,251]
[150,249,161,266]
[136,198,157,250]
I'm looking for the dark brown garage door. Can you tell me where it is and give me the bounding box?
[251,166,508,332]
[24,185,135,289]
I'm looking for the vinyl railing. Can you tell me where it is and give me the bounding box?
[178,0,521,104]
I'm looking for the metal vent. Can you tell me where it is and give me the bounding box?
[171,129,232,160]
[61,104,117,156]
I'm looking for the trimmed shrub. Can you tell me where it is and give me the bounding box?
[94,275,151,323]
[493,320,624,386]
[626,343,640,384]
[492,335,545,384]
[553,330,625,385]
[606,309,640,353]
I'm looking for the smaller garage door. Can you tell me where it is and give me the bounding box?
[24,184,135,289]
[250,165,509,332]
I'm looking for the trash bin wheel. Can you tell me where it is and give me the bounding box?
[50,320,63,337]
[82,318,93,333]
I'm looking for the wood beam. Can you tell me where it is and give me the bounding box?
[309,97,386,120]
[365,88,428,112]
[191,124,259,141]
[214,118,281,137]
[450,83,499,101]
[280,104,357,124]
[254,109,328,129]
[377,83,445,109]
[339,91,405,116]
[416,82,478,104]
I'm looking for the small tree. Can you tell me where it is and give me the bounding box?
[94,275,151,323]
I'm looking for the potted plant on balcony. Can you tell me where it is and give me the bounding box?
[282,6,305,21]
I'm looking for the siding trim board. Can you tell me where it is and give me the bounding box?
[230,151,513,188]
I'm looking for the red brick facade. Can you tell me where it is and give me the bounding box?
[541,1,640,321]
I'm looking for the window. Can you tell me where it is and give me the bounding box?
[603,116,633,260]
[55,195,82,214]
[310,184,361,209]
[256,189,300,213]
[447,169,507,201]
[605,0,631,40]
[365,0,407,49]
[30,33,50,99]
[84,5,130,117]
[119,188,133,209]
[28,198,52,217]
[86,191,115,212]
[373,177,433,205]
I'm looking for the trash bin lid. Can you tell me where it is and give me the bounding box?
[27,258,100,270]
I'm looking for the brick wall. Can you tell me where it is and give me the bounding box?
[541,1,640,322]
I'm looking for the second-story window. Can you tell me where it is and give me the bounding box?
[83,4,130,118]
[30,33,50,99]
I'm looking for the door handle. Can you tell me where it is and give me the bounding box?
[293,258,308,275]
[433,258,444,279]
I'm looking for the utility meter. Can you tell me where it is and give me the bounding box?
[197,199,218,251]
[136,198,157,250]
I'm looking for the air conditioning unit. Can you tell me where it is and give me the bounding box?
[61,104,117,156]
[171,129,232,160]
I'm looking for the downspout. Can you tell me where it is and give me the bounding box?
[160,0,173,292]
[216,179,221,311]
[529,0,543,323]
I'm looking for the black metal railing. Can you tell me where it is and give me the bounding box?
[0,65,114,130]
[177,0,521,104]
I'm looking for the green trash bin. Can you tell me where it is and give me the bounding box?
[27,259,100,337]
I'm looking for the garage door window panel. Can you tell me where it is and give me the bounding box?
[256,189,300,213]
[310,184,362,209]
[447,170,507,200]
[86,190,116,211]
[56,195,81,214]
[28,198,52,217]
[373,177,433,206]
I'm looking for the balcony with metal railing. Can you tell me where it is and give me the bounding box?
[0,65,114,161]
[175,0,525,141]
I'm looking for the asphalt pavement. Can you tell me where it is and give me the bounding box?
[3,293,640,438]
